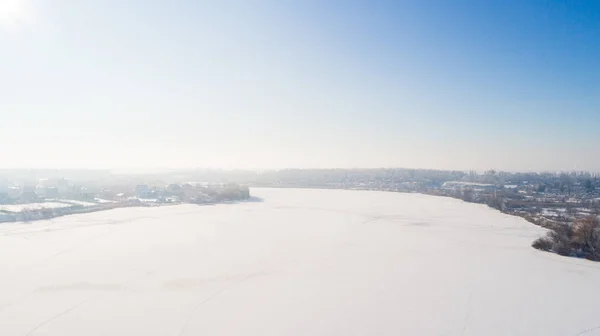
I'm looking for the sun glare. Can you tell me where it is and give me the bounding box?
[0,0,29,27]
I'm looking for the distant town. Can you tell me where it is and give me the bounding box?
[1,168,599,230]
[0,171,251,223]
[249,168,600,228]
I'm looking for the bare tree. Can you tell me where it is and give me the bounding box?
[462,188,474,202]
[572,215,600,257]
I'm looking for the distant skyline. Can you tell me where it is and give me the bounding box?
[2,1,599,172]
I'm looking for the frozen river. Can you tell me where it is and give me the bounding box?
[1,188,600,335]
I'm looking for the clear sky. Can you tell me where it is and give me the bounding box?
[1,0,599,172]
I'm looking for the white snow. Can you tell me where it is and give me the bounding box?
[93,198,115,204]
[138,198,159,203]
[54,200,97,207]
[0,202,71,212]
[1,188,600,336]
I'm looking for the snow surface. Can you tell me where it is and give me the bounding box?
[0,202,71,212]
[54,200,97,207]
[1,188,600,336]
[93,198,114,204]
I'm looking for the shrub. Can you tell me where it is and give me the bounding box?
[531,216,600,261]
[571,215,600,253]
[532,236,553,251]
[585,252,600,261]
[546,230,572,256]
[554,243,572,256]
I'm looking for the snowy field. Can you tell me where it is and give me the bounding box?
[54,200,97,207]
[0,202,71,212]
[1,188,600,335]
[0,200,98,214]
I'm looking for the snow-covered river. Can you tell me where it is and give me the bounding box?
[1,188,600,335]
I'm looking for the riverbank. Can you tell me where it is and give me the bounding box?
[0,202,152,223]
[254,186,600,261]
[0,195,260,224]
[404,189,600,261]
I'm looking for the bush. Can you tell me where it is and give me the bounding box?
[554,243,572,256]
[532,236,553,251]
[571,215,600,253]
[532,230,572,255]
[585,252,600,261]
[547,230,572,256]
[531,216,600,261]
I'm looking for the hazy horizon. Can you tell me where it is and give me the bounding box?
[2,1,599,172]
[1,166,600,176]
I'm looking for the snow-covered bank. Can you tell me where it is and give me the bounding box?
[0,202,147,223]
[1,188,599,335]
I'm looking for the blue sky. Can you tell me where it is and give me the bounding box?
[1,0,599,171]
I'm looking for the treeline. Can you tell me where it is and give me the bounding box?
[253,169,467,188]
[197,184,250,202]
[174,169,600,193]
[532,216,600,261]
[0,203,137,223]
